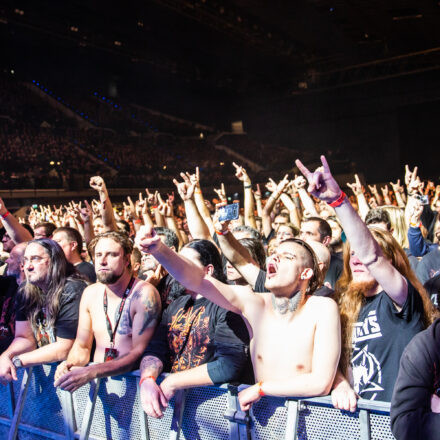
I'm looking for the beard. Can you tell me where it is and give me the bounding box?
[344,280,379,302]
[97,269,124,285]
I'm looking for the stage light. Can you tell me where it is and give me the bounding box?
[163,165,167,170]
[220,162,224,166]
[10,70,14,74]
[49,161,55,165]
[199,132,204,139]
[57,162,61,165]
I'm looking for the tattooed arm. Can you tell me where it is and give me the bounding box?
[55,281,161,392]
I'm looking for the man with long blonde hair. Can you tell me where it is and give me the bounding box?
[296,156,438,410]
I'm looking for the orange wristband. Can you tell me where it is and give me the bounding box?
[215,229,229,236]
[257,381,265,397]
[139,375,156,386]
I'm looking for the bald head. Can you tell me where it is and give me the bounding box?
[6,242,27,280]
[308,241,331,276]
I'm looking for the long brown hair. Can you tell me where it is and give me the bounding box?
[335,227,439,374]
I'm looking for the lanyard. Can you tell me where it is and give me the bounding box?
[103,277,135,347]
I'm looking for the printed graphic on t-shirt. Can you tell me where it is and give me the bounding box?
[0,296,14,341]
[168,305,210,372]
[35,314,56,347]
[352,310,384,400]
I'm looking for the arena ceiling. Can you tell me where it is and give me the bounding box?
[2,0,440,96]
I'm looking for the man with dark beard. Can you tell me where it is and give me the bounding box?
[54,232,161,392]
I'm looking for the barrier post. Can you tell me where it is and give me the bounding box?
[284,399,302,440]
[60,389,76,440]
[7,382,15,418]
[169,389,187,440]
[359,409,371,440]
[136,377,150,440]
[224,384,251,440]
[79,377,101,440]
[8,366,33,440]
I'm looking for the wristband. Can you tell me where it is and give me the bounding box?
[328,191,347,208]
[139,375,156,387]
[244,184,252,189]
[1,211,10,220]
[410,221,422,228]
[134,219,142,224]
[215,229,229,236]
[257,381,265,397]
[195,190,202,195]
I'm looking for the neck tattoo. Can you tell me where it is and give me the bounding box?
[271,292,302,315]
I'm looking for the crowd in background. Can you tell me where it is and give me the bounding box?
[1,75,440,439]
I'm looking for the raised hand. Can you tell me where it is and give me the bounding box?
[138,225,162,254]
[173,173,196,201]
[265,178,277,193]
[390,179,404,194]
[295,156,341,203]
[213,183,227,202]
[292,174,307,190]
[346,174,363,196]
[381,185,389,197]
[253,183,262,200]
[145,188,158,206]
[368,184,378,195]
[232,162,250,183]
[404,164,418,187]
[89,176,107,193]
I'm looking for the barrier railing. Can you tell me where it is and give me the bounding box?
[0,364,395,440]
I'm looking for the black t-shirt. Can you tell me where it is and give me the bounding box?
[416,249,440,285]
[424,273,440,310]
[0,276,19,354]
[351,280,424,402]
[16,278,86,346]
[324,253,343,289]
[75,261,96,283]
[144,294,252,384]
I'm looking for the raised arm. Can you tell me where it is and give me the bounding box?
[293,175,319,217]
[139,228,260,314]
[174,173,211,241]
[346,174,369,220]
[213,214,260,288]
[297,155,408,306]
[0,197,33,244]
[233,162,257,229]
[191,167,216,236]
[74,200,95,247]
[89,176,117,232]
[262,175,289,238]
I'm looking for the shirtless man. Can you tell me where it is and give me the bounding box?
[139,230,341,410]
[54,231,161,392]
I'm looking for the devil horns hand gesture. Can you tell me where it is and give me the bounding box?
[295,155,341,204]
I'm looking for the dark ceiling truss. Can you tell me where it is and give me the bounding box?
[148,0,308,61]
[292,46,440,94]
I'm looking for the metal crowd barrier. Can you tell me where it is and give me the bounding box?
[0,364,395,440]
